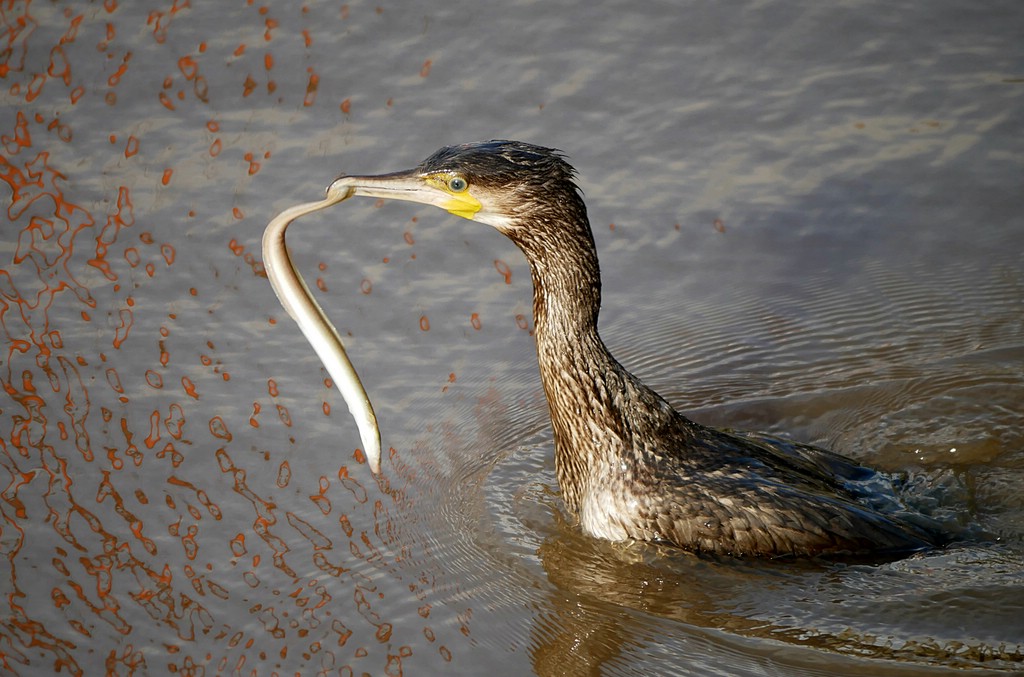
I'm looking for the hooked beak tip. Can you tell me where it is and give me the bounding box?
[326,177,356,201]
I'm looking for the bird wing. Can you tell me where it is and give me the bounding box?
[637,422,936,557]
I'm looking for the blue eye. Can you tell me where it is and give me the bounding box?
[448,176,468,192]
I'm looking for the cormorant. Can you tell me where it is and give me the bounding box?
[266,140,940,558]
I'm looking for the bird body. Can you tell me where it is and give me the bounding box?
[300,140,939,558]
[531,290,932,557]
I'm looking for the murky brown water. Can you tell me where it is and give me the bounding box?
[2,1,1022,675]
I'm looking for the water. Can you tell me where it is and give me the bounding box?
[1,0,1022,674]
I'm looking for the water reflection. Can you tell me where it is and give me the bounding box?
[532,528,1024,675]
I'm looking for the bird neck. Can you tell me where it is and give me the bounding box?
[510,207,669,514]
[507,191,604,337]
[527,237,602,342]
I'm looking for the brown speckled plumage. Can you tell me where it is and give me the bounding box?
[417,141,938,558]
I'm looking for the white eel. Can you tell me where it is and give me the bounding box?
[262,180,382,474]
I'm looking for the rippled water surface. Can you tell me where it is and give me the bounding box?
[2,1,1022,675]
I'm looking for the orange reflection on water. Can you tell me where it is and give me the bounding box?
[1,1,468,674]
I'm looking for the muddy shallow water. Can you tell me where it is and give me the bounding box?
[2,1,1022,675]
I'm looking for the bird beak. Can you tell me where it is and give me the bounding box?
[327,170,482,220]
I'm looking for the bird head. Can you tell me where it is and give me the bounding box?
[328,140,584,236]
